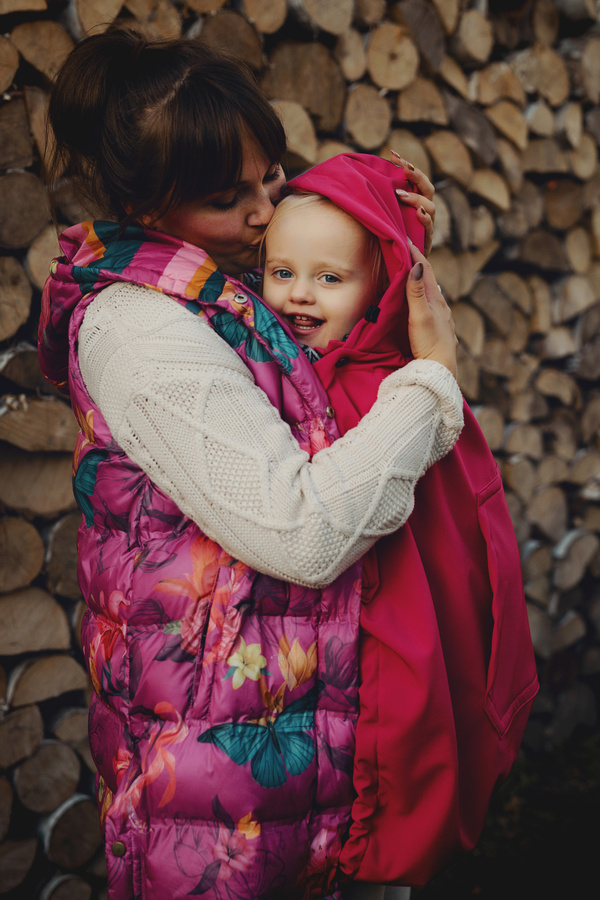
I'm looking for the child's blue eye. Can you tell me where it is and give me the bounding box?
[323,274,340,284]
[274,269,293,279]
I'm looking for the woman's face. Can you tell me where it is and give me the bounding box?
[152,133,286,277]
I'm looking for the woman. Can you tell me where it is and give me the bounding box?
[39,26,462,900]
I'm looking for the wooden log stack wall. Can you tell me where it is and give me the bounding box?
[0,0,599,896]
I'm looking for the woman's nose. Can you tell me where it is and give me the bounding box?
[247,189,276,228]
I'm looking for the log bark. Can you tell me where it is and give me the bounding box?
[14,740,80,814]
[8,655,89,708]
[40,875,93,900]
[0,587,71,656]
[0,704,44,768]
[0,517,44,593]
[443,90,499,165]
[0,257,32,342]
[430,0,459,36]
[390,0,446,72]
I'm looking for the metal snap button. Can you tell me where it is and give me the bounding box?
[112,841,126,857]
[326,406,335,418]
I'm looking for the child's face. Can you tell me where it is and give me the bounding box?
[262,203,375,351]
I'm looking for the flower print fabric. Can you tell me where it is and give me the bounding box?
[40,220,362,900]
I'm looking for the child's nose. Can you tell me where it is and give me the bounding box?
[290,279,314,303]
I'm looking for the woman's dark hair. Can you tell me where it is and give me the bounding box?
[46,25,286,224]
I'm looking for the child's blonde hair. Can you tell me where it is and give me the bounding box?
[261,192,389,304]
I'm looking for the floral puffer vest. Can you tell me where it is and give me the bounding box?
[38,222,362,900]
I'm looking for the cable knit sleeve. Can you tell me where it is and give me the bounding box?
[78,283,463,587]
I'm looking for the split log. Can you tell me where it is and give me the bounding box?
[184,0,226,12]
[552,274,596,323]
[390,0,446,72]
[0,342,58,393]
[25,224,62,291]
[289,0,354,35]
[0,517,44,593]
[456,345,479,401]
[52,708,94,771]
[316,140,354,164]
[450,9,493,67]
[544,179,584,230]
[536,454,569,486]
[0,778,12,842]
[568,132,598,181]
[506,308,530,354]
[567,449,600,486]
[41,875,93,900]
[505,491,531,545]
[555,0,598,18]
[527,603,554,658]
[0,257,32,342]
[506,352,539,395]
[14,740,80,814]
[526,485,569,541]
[430,0,459,36]
[497,180,543,241]
[438,54,470,99]
[263,43,346,132]
[526,99,555,137]
[532,0,560,46]
[470,168,511,211]
[468,204,496,247]
[0,173,49,250]
[46,513,81,601]
[565,36,600,104]
[0,448,77,519]
[123,0,181,39]
[477,337,516,377]
[548,409,580,460]
[497,271,533,315]
[443,91,498,166]
[473,61,526,106]
[366,22,419,91]
[397,77,448,126]
[10,21,75,80]
[271,100,317,169]
[42,796,102,869]
[64,1,124,39]
[0,587,71,656]
[7,655,89,708]
[424,129,473,187]
[485,100,529,151]
[381,129,431,179]
[0,97,33,170]
[503,455,537,504]
[355,0,386,28]
[517,230,569,271]
[0,36,19,95]
[456,241,501,298]
[510,389,549,424]
[0,396,78,452]
[503,422,545,460]
[430,193,451,248]
[23,86,53,168]
[344,83,391,150]
[439,184,471,251]
[427,246,461,302]
[535,368,580,406]
[236,0,287,34]
[509,43,570,107]
[0,838,38,895]
[452,302,485,356]
[554,530,600,591]
[200,10,262,70]
[0,0,47,13]
[565,225,592,274]
[0,704,44,768]
[581,395,600,443]
[334,29,367,83]
[472,405,504,450]
[522,138,569,174]
[538,325,578,359]
[555,101,583,149]
[496,137,524,193]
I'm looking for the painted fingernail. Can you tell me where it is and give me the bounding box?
[405,160,415,171]
[391,149,402,161]
[395,189,410,198]
[411,263,424,280]
[420,206,426,215]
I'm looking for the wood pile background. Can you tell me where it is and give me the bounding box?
[0,0,599,896]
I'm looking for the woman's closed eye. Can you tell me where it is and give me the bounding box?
[264,163,282,183]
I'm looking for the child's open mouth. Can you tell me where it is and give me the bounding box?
[287,314,324,334]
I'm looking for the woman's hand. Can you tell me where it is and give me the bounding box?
[391,149,436,256]
[406,243,457,379]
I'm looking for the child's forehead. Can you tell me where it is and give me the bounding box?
[270,197,369,241]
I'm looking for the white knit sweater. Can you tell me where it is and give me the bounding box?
[78,282,464,588]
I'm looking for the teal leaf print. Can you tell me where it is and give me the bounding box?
[197,687,316,789]
[73,449,109,527]
[210,310,273,364]
[254,300,300,374]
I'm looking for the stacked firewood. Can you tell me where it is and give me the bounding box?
[1,0,599,896]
